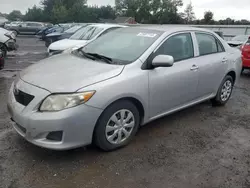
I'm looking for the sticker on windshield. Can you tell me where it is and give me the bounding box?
[137,32,157,38]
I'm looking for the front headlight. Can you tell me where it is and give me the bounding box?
[40,91,95,112]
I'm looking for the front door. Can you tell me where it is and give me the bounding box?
[148,32,199,118]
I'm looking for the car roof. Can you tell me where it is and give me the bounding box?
[89,23,127,29]
[133,25,215,34]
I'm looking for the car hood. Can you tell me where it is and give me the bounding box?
[20,54,124,93]
[46,32,62,37]
[49,39,89,51]
[227,41,244,46]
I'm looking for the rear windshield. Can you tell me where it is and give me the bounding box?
[65,25,83,33]
[70,25,103,40]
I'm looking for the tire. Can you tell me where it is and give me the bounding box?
[211,75,234,106]
[241,67,245,74]
[0,43,7,57]
[94,100,140,151]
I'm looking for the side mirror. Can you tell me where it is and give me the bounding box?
[19,25,22,27]
[152,55,174,68]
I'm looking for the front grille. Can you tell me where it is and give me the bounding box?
[14,89,34,106]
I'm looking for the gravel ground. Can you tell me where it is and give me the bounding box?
[1,36,250,188]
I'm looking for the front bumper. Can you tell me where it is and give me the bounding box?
[7,79,103,150]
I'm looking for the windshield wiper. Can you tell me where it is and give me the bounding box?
[86,53,113,64]
[76,49,96,60]
[76,50,113,64]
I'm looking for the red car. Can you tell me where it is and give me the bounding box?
[241,37,250,72]
[0,49,4,70]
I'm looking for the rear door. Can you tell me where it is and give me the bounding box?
[193,32,228,98]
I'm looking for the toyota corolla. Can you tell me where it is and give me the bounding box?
[8,26,242,151]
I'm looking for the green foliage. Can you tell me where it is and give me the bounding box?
[2,0,250,25]
[203,11,214,24]
[6,10,23,21]
[23,6,44,22]
[115,0,184,24]
[184,2,195,24]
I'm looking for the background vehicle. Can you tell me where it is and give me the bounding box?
[227,35,250,48]
[0,49,4,69]
[241,37,250,72]
[6,22,44,35]
[36,25,54,40]
[45,24,88,47]
[48,24,126,55]
[0,28,17,57]
[8,26,241,151]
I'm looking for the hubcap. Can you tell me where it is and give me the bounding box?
[105,109,135,145]
[220,80,232,102]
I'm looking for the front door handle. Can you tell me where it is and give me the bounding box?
[222,58,228,63]
[190,65,199,71]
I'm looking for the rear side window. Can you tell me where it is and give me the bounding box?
[196,33,225,55]
[155,33,194,62]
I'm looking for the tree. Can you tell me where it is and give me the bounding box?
[23,6,45,22]
[184,2,195,24]
[7,10,23,21]
[51,3,69,23]
[115,0,183,24]
[98,6,116,19]
[203,11,214,24]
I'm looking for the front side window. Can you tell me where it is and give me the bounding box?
[196,33,224,56]
[155,33,194,62]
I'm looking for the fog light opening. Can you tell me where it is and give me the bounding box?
[46,131,63,141]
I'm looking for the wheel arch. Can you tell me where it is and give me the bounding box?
[227,70,236,84]
[92,96,146,143]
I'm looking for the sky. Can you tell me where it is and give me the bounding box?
[0,0,250,20]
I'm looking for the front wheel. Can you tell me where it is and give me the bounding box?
[211,75,234,106]
[94,100,140,151]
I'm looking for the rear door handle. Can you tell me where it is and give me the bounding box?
[190,65,199,71]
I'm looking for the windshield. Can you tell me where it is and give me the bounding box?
[65,25,83,33]
[70,25,104,40]
[81,27,163,64]
[232,35,249,42]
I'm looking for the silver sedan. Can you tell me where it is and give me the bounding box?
[8,26,242,151]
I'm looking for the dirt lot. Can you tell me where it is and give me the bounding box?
[1,36,250,188]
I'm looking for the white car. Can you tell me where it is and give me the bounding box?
[0,27,17,56]
[48,24,126,55]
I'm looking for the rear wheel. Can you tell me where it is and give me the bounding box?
[211,75,234,106]
[94,100,140,151]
